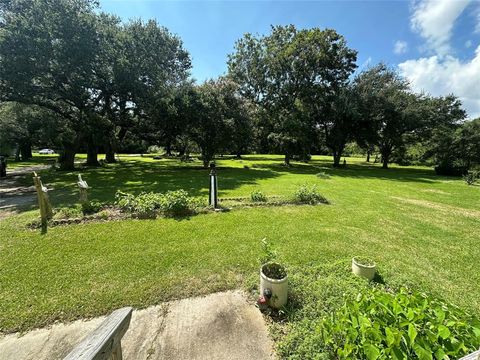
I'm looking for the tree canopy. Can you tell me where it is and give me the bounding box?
[228,25,357,165]
[0,2,477,173]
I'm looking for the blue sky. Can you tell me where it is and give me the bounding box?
[100,0,480,118]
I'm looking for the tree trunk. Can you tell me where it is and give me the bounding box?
[20,142,32,160]
[165,141,172,157]
[86,142,99,166]
[202,148,210,168]
[235,152,242,159]
[203,157,209,169]
[366,150,370,163]
[382,154,389,169]
[105,140,116,163]
[105,149,116,163]
[332,144,345,167]
[14,147,21,161]
[380,144,391,169]
[284,153,290,166]
[59,146,76,170]
[178,146,186,157]
[333,152,342,167]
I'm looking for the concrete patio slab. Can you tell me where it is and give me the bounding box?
[0,290,274,360]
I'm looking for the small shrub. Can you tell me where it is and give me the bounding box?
[115,191,164,218]
[434,164,468,176]
[95,209,111,220]
[81,201,105,215]
[53,206,83,220]
[463,171,479,185]
[294,184,328,204]
[259,239,286,280]
[260,238,277,264]
[115,191,136,212]
[292,154,311,162]
[115,190,201,218]
[159,190,193,217]
[251,190,267,202]
[147,145,163,154]
[315,287,480,359]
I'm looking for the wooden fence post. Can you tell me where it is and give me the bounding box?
[33,172,52,232]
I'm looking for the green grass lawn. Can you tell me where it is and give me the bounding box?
[1,154,479,340]
[6,154,58,170]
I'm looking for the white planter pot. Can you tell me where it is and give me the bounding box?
[260,264,288,309]
[352,257,376,281]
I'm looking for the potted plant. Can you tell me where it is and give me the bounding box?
[258,239,288,309]
[352,256,376,280]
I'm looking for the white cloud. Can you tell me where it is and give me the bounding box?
[411,0,471,55]
[401,0,480,119]
[398,46,480,119]
[394,40,408,54]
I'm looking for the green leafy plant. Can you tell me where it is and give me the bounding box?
[115,190,138,212]
[95,209,111,220]
[259,238,287,279]
[115,191,162,218]
[251,190,267,202]
[260,238,277,264]
[463,171,479,185]
[115,190,201,218]
[115,191,163,218]
[53,206,83,220]
[159,190,195,217]
[81,201,106,215]
[316,287,480,359]
[294,184,328,205]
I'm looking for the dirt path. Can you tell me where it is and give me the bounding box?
[0,165,49,220]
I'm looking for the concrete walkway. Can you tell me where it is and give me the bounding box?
[0,291,274,360]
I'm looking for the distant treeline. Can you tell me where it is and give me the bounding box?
[0,0,478,173]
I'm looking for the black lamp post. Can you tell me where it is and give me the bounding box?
[209,162,218,208]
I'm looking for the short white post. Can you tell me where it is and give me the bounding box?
[77,174,89,205]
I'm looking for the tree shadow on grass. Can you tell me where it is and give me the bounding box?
[6,156,452,215]
[28,160,281,209]
[372,271,386,285]
[251,159,444,184]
